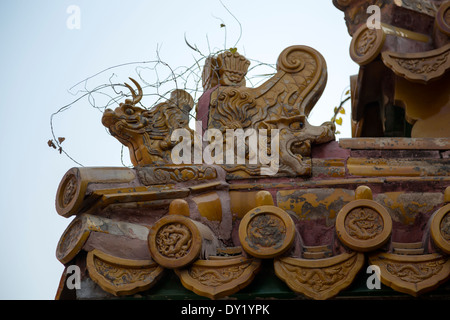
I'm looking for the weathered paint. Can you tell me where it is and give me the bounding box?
[347,158,450,177]
[192,192,223,221]
[277,188,355,226]
[339,138,450,150]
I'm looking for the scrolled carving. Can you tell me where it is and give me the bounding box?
[86,249,165,296]
[175,257,262,299]
[57,214,150,264]
[217,51,250,86]
[385,259,445,283]
[102,79,195,167]
[350,24,386,65]
[396,52,449,74]
[155,223,193,259]
[382,44,450,83]
[345,207,383,240]
[356,29,377,55]
[336,199,392,252]
[61,174,77,208]
[136,165,218,185]
[93,259,152,285]
[247,214,286,248]
[201,46,335,178]
[55,167,136,217]
[274,252,365,300]
[211,88,257,130]
[188,261,252,287]
[201,51,250,90]
[369,252,450,296]
[276,46,307,73]
[55,168,84,217]
[148,214,217,269]
[56,216,89,264]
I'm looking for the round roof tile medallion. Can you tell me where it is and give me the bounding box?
[436,2,450,36]
[350,24,386,66]
[148,214,202,269]
[239,205,295,259]
[336,199,392,252]
[430,203,450,255]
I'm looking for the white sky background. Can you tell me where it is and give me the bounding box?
[0,0,358,299]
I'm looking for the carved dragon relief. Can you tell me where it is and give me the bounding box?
[101,46,335,177]
[199,46,336,176]
[381,43,450,83]
[369,252,450,296]
[53,3,450,299]
[101,78,195,167]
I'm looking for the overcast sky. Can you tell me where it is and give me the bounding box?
[0,0,358,299]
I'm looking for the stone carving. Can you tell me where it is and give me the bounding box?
[345,207,383,240]
[102,78,194,166]
[155,223,192,259]
[86,249,164,296]
[336,199,392,252]
[175,257,261,299]
[136,165,218,185]
[386,259,445,283]
[99,47,335,176]
[61,174,77,208]
[148,214,219,268]
[55,167,136,218]
[54,7,450,299]
[239,205,295,258]
[335,0,450,138]
[198,46,336,177]
[350,24,386,65]
[188,262,251,287]
[56,216,88,264]
[356,29,378,56]
[56,214,150,264]
[210,89,257,130]
[202,51,250,89]
[247,214,286,249]
[54,163,450,299]
[56,170,84,218]
[369,252,450,296]
[381,44,450,83]
[274,252,365,300]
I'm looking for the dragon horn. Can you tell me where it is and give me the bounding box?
[124,77,143,105]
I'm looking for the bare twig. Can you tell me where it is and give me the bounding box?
[49,2,310,166]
